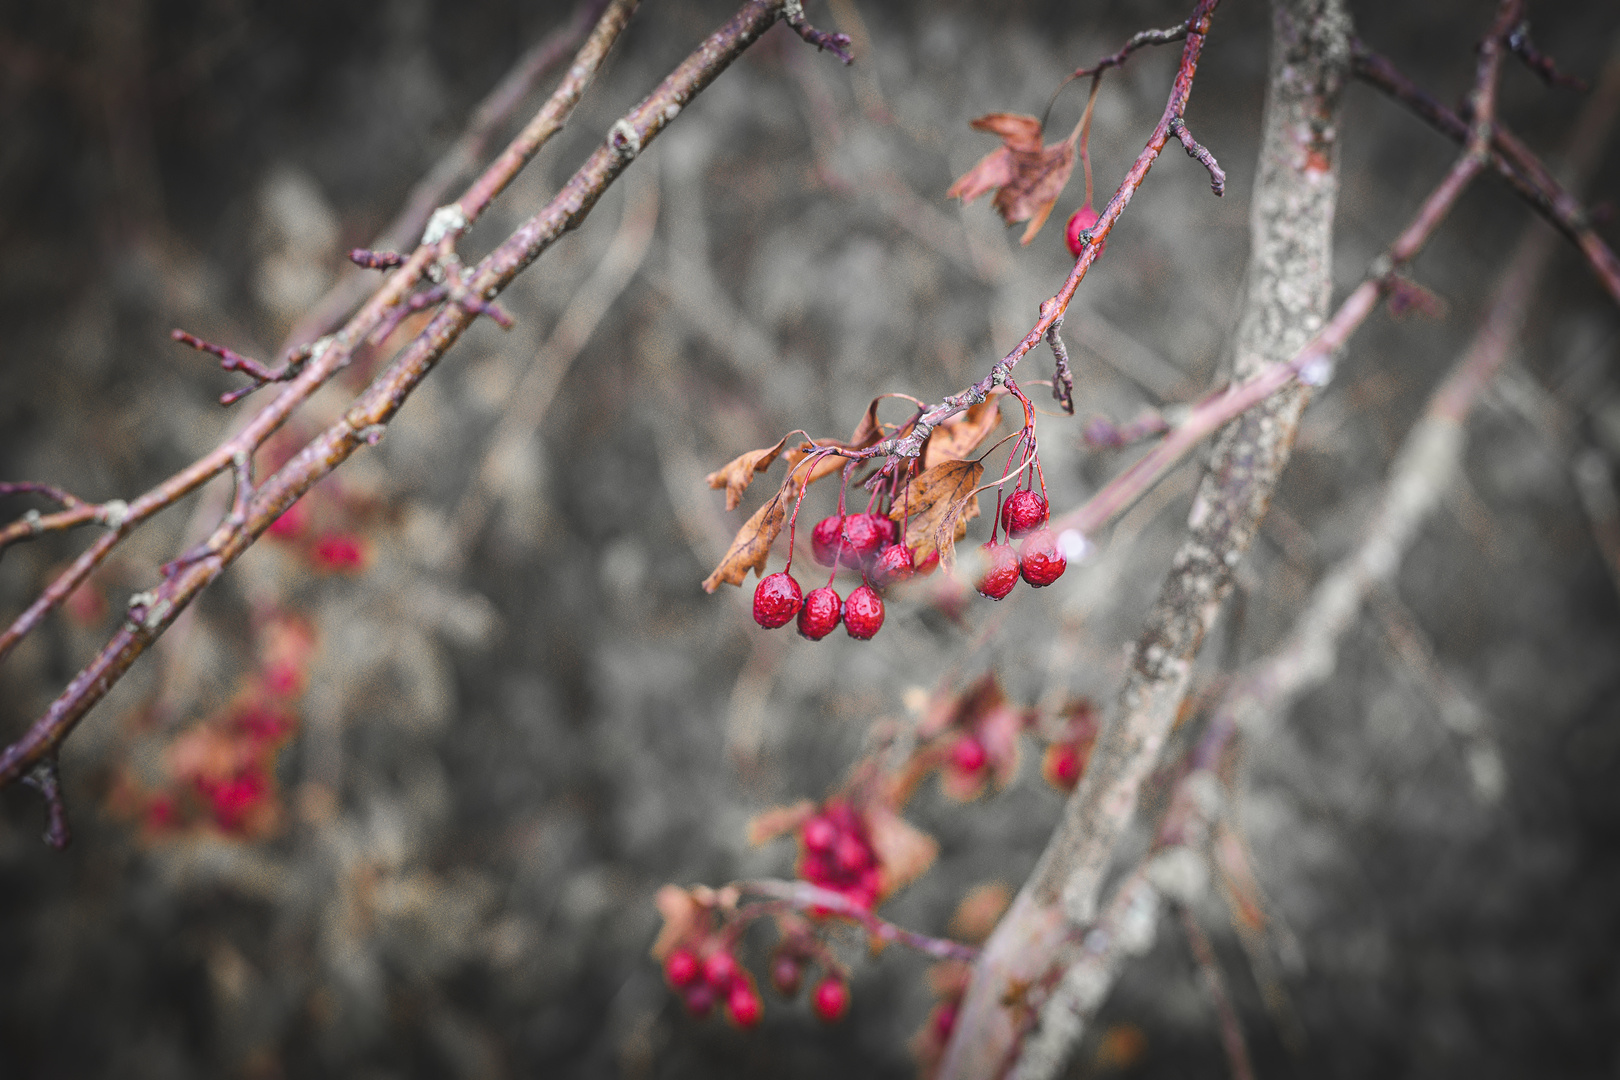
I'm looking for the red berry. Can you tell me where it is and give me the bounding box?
[870,542,915,591]
[912,545,940,577]
[311,531,367,573]
[752,571,803,628]
[770,954,803,997]
[684,983,716,1018]
[811,516,845,567]
[797,586,842,639]
[1018,529,1067,587]
[811,977,850,1023]
[976,542,1019,600]
[703,950,739,990]
[836,514,889,570]
[843,584,885,639]
[951,735,988,775]
[1065,202,1106,259]
[665,948,701,988]
[727,981,764,1028]
[834,832,872,874]
[802,814,838,853]
[1000,489,1049,538]
[1043,743,1085,790]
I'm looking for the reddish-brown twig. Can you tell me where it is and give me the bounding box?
[1178,904,1256,1080]
[0,0,847,796]
[0,0,639,686]
[1070,20,1192,80]
[734,879,979,962]
[282,0,614,350]
[1351,40,1620,305]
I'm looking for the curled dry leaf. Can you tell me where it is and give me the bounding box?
[948,881,1013,944]
[947,113,1078,245]
[865,803,938,898]
[706,435,789,512]
[888,459,983,570]
[651,884,702,960]
[921,392,1006,470]
[746,798,815,846]
[702,469,806,592]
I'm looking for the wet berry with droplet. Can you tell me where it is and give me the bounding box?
[753,571,803,628]
[1000,489,1050,538]
[836,514,890,570]
[976,542,1020,600]
[870,542,915,591]
[811,516,845,567]
[797,586,842,639]
[1018,529,1067,587]
[843,584,885,639]
[1065,202,1106,259]
[811,977,851,1023]
[665,948,701,988]
[951,735,988,775]
[727,981,764,1028]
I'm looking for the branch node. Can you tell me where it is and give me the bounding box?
[358,423,387,447]
[22,508,42,535]
[421,203,468,246]
[100,499,130,530]
[609,118,643,157]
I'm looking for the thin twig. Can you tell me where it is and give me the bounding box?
[1179,904,1257,1080]
[1351,40,1620,305]
[0,0,836,792]
[734,879,980,962]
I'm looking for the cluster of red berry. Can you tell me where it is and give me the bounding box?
[796,799,882,911]
[663,947,764,1026]
[663,943,852,1026]
[974,489,1067,600]
[753,510,938,640]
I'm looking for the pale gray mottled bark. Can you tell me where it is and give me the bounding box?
[939,2,1348,1076]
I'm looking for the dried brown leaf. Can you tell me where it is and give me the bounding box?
[705,435,789,512]
[922,392,1006,470]
[865,804,938,897]
[783,397,887,486]
[701,469,806,592]
[651,884,701,959]
[948,881,1012,944]
[889,459,983,570]
[947,112,1078,245]
[746,799,815,846]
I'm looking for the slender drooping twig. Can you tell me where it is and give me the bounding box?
[0,0,849,795]
[1351,39,1620,305]
[1179,903,1257,1080]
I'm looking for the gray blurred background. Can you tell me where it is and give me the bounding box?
[1,0,1618,1077]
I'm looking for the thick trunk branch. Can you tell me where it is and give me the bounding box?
[939,1,1347,1076]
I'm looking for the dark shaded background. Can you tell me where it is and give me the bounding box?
[2,1,1619,1077]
